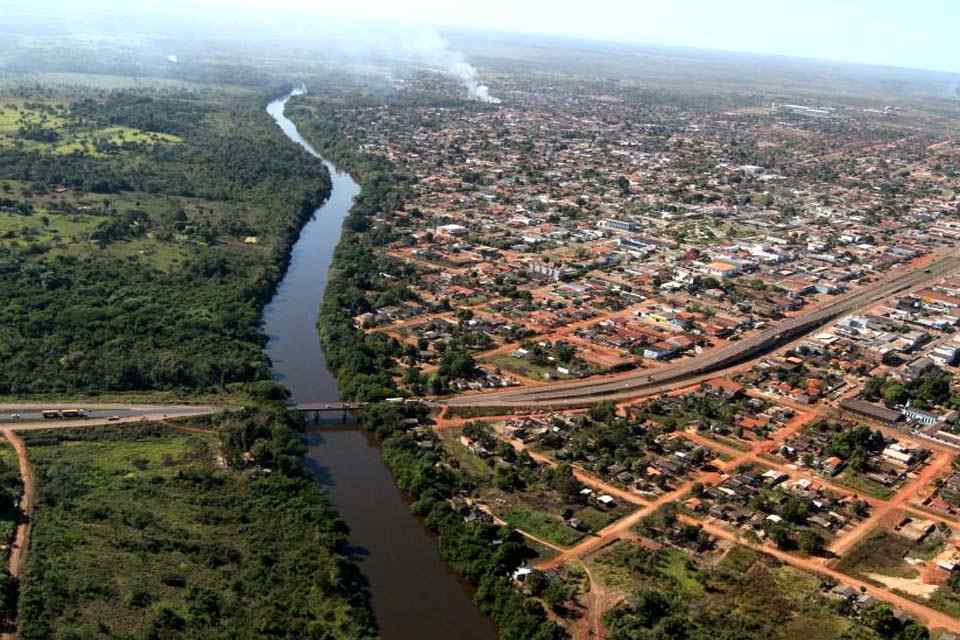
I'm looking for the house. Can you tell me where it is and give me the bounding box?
[706,260,741,279]
[644,342,679,361]
[882,443,922,467]
[821,456,845,476]
[906,357,935,380]
[512,567,533,583]
[705,377,745,398]
[437,223,468,237]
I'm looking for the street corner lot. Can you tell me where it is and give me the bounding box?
[834,519,960,617]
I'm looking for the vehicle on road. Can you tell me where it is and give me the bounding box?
[42,409,87,419]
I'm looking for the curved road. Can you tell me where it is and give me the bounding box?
[448,254,960,409]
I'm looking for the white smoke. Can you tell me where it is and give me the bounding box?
[294,21,501,104]
[166,54,178,63]
[448,59,501,104]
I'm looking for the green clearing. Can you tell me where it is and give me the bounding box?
[17,422,376,640]
[437,427,495,482]
[573,505,620,533]
[486,488,632,547]
[835,530,917,580]
[486,354,573,381]
[0,210,107,245]
[0,210,192,271]
[525,539,560,563]
[836,527,960,619]
[928,588,960,620]
[837,468,896,500]
[0,100,181,157]
[501,506,584,547]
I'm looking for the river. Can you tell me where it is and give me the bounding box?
[263,91,496,640]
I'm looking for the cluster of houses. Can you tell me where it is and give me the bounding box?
[354,302,428,329]
[325,62,960,399]
[509,414,718,497]
[779,422,931,490]
[686,464,870,539]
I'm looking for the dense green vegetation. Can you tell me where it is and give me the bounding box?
[0,91,330,396]
[863,367,959,411]
[17,411,377,640]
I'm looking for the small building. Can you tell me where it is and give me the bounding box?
[839,398,902,425]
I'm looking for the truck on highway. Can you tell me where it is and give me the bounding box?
[41,409,87,419]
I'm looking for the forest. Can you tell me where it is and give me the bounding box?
[0,90,330,396]
[16,410,378,640]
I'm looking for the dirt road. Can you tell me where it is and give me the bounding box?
[3,431,32,581]
[0,430,33,640]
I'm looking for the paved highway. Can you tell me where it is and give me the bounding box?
[448,254,960,409]
[0,403,217,428]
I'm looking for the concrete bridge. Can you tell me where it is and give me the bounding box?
[294,402,366,424]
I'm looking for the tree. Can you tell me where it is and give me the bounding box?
[525,570,549,596]
[549,464,583,503]
[438,346,477,380]
[590,401,617,425]
[798,529,825,555]
[630,590,672,628]
[768,523,793,550]
[882,383,907,406]
[543,580,571,613]
[862,603,901,638]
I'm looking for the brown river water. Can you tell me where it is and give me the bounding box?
[263,91,496,640]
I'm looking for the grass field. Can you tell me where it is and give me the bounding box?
[835,527,960,617]
[835,530,919,580]
[0,100,181,157]
[438,427,495,482]
[837,468,896,500]
[488,489,631,547]
[501,507,585,547]
[485,354,574,381]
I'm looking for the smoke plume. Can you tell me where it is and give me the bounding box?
[296,21,501,103]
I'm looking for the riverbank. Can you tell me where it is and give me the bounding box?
[280,93,566,640]
[264,91,499,640]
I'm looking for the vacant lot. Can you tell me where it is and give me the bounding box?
[836,526,960,616]
[596,542,857,640]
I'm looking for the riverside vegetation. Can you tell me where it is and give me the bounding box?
[287,99,568,639]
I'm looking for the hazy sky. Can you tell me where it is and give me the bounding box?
[181,0,956,73]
